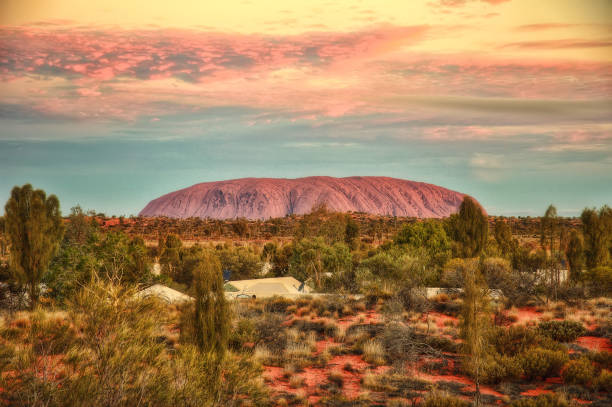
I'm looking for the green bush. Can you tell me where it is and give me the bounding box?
[593,369,612,392]
[537,320,585,342]
[423,392,470,407]
[480,354,523,384]
[587,350,612,370]
[264,296,295,313]
[509,393,569,407]
[229,318,257,350]
[491,325,540,355]
[521,347,569,380]
[561,357,596,386]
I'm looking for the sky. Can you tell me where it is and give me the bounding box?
[1,0,611,217]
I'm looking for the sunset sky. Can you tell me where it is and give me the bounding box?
[1,0,611,216]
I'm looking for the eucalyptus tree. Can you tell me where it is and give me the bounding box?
[4,184,64,308]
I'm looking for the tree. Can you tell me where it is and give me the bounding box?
[65,205,95,246]
[289,238,352,289]
[459,259,491,407]
[581,206,612,269]
[448,197,488,258]
[188,250,230,358]
[540,205,558,256]
[395,220,451,268]
[565,230,585,283]
[160,234,183,278]
[4,184,64,309]
[494,219,513,258]
[344,215,360,248]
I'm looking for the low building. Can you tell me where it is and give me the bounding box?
[225,276,312,299]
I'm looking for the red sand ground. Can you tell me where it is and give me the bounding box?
[417,371,504,398]
[423,312,458,329]
[576,336,612,352]
[510,307,542,325]
[337,310,379,327]
[521,388,553,396]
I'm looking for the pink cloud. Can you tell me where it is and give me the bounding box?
[1,24,610,124]
[0,24,428,84]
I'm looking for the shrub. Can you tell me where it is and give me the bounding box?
[587,350,612,370]
[593,369,612,392]
[362,339,385,365]
[509,393,569,407]
[285,343,312,360]
[255,313,287,352]
[423,391,470,407]
[537,320,585,342]
[521,348,569,380]
[480,354,523,384]
[328,370,344,388]
[289,375,305,388]
[229,318,257,350]
[381,324,419,363]
[561,357,596,386]
[490,325,540,355]
[264,297,295,313]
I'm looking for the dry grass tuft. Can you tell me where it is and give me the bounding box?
[362,339,385,365]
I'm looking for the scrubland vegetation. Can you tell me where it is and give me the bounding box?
[0,184,611,406]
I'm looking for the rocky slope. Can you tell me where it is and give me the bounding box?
[139,176,476,219]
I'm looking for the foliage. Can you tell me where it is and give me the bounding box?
[520,347,569,380]
[4,184,64,308]
[509,394,569,407]
[0,278,268,407]
[459,258,491,404]
[584,266,612,297]
[394,220,451,268]
[183,250,230,357]
[565,230,585,282]
[217,244,262,280]
[494,219,515,258]
[561,357,596,386]
[490,325,541,355]
[423,391,470,407]
[289,238,351,289]
[540,205,558,256]
[447,197,488,258]
[537,320,586,342]
[581,205,612,269]
[593,369,612,392]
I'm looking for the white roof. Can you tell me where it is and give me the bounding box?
[227,277,311,298]
[136,284,193,304]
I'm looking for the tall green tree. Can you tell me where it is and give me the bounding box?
[459,259,491,407]
[344,215,360,248]
[189,251,230,358]
[540,205,561,301]
[565,230,585,282]
[581,206,612,269]
[540,205,558,256]
[494,219,513,258]
[4,184,64,308]
[448,197,488,258]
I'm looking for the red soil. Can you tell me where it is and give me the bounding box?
[521,388,552,396]
[423,312,458,329]
[576,336,612,352]
[417,371,504,397]
[511,307,542,325]
[337,310,380,327]
[315,339,335,354]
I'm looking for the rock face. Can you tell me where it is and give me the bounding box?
[139,176,475,219]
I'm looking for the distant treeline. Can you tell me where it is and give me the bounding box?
[55,209,583,244]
